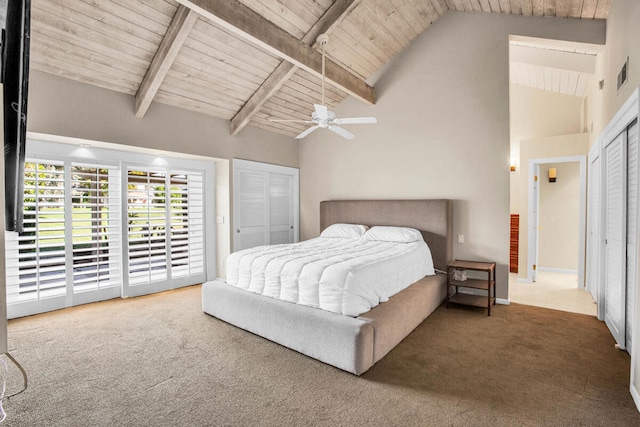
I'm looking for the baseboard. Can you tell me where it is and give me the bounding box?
[538,267,578,274]
[631,383,640,414]
[496,298,510,305]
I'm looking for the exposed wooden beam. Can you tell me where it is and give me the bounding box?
[175,0,375,106]
[230,0,362,136]
[135,5,198,118]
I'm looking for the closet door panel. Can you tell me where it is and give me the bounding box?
[587,151,601,302]
[269,173,294,245]
[233,160,299,252]
[235,169,268,251]
[627,121,639,354]
[605,132,627,349]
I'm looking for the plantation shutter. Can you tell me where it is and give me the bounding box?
[71,163,121,293]
[127,169,168,287]
[5,143,213,318]
[5,161,67,305]
[169,171,204,279]
[125,167,206,297]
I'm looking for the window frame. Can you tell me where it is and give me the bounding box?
[5,138,216,318]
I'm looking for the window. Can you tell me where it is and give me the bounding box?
[6,161,67,304]
[125,168,205,292]
[5,140,214,318]
[71,163,121,292]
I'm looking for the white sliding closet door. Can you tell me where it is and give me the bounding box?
[233,159,299,252]
[587,146,601,303]
[235,169,269,250]
[627,121,639,354]
[604,131,627,349]
[269,173,295,245]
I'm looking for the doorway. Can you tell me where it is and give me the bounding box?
[508,35,600,316]
[510,156,595,316]
[526,156,586,287]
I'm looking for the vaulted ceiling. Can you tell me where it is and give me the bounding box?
[30,0,612,138]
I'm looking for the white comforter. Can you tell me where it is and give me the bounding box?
[225,237,435,316]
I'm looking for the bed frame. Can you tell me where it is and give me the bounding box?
[202,199,453,375]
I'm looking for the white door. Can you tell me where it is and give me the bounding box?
[235,169,269,250]
[269,173,295,245]
[604,131,627,349]
[627,121,639,354]
[233,159,299,252]
[587,148,601,302]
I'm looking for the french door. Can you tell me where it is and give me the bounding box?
[123,167,206,298]
[5,146,212,318]
[5,160,122,318]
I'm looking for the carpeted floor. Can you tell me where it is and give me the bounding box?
[2,284,639,426]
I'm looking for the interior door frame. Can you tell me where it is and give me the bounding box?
[526,155,587,288]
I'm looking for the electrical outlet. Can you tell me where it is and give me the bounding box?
[457,234,464,243]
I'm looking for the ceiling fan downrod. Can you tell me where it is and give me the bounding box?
[316,33,329,107]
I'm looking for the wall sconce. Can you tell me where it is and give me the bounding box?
[548,167,557,183]
[510,158,516,172]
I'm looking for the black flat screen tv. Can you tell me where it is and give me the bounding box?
[2,0,30,232]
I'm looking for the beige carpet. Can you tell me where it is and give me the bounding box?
[2,285,639,426]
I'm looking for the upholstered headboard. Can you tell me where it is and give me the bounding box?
[320,199,453,272]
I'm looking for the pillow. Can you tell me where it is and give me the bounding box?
[320,223,368,239]
[364,226,423,243]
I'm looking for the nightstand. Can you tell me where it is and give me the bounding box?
[446,260,496,316]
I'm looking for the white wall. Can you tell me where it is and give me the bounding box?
[517,133,590,275]
[538,162,581,271]
[299,11,605,300]
[26,70,299,278]
[595,0,640,410]
[509,84,584,213]
[600,0,640,129]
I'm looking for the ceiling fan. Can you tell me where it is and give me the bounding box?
[270,34,377,140]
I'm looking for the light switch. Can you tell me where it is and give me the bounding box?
[457,234,464,243]
[216,216,225,224]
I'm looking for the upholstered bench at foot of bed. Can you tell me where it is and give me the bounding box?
[201,274,446,376]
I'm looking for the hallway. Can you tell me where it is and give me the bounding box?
[509,271,597,316]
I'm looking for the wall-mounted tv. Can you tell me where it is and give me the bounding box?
[1,0,30,232]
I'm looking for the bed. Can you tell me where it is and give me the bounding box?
[202,199,453,375]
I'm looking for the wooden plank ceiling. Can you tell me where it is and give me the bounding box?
[30,0,612,138]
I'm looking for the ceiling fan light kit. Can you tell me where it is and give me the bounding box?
[269,33,377,140]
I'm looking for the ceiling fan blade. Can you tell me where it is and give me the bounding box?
[295,125,320,139]
[333,117,377,125]
[328,125,354,140]
[269,118,313,123]
[314,104,329,120]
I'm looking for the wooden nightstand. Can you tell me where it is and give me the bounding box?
[446,260,496,316]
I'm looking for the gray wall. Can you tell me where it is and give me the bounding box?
[298,11,605,300]
[27,70,299,167]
